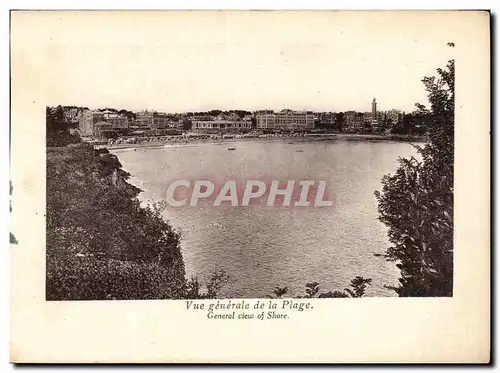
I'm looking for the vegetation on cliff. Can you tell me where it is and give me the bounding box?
[46,144,187,299]
[46,106,232,300]
[46,106,81,147]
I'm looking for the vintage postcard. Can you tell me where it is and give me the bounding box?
[10,10,490,363]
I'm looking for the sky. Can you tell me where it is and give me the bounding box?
[13,11,458,113]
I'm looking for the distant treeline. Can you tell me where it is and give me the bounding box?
[186,109,252,117]
[46,143,187,299]
[95,107,137,120]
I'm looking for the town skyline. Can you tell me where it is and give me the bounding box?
[49,90,431,116]
[57,99,408,116]
[56,94,423,140]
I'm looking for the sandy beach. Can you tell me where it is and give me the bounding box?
[99,133,427,151]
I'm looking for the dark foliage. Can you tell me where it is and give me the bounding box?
[46,144,186,300]
[187,110,252,118]
[184,268,230,299]
[46,256,185,300]
[334,112,345,132]
[375,59,454,297]
[46,105,81,147]
[268,277,373,299]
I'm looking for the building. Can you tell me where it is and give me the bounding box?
[166,121,183,130]
[241,115,253,129]
[343,98,383,133]
[255,110,315,131]
[102,111,129,130]
[242,115,253,123]
[190,115,213,121]
[367,97,379,129]
[317,112,336,127]
[363,112,373,124]
[134,110,154,128]
[190,111,253,133]
[79,111,104,136]
[151,112,170,130]
[133,110,173,130]
[344,111,364,131]
[192,119,252,133]
[255,112,276,129]
[93,121,117,138]
[78,110,128,137]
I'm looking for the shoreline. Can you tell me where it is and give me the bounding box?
[101,133,427,151]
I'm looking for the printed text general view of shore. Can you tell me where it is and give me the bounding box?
[46,46,454,301]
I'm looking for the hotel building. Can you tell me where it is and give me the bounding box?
[192,114,252,133]
[255,110,315,130]
[133,110,174,131]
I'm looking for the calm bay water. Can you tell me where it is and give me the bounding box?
[112,139,419,298]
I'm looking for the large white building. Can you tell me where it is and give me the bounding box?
[192,118,252,132]
[255,110,315,130]
[191,112,253,133]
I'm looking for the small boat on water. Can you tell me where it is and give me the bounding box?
[228,147,236,151]
[295,149,304,153]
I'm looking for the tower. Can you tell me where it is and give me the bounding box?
[371,98,377,120]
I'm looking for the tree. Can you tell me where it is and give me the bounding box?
[233,110,252,118]
[375,59,454,297]
[208,109,223,116]
[184,268,230,299]
[181,119,192,131]
[46,105,66,136]
[118,109,137,121]
[267,277,373,299]
[46,105,81,147]
[267,286,289,299]
[335,112,345,132]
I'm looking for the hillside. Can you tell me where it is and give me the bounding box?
[46,143,186,300]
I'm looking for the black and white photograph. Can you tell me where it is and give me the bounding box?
[42,11,456,301]
[9,9,490,363]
